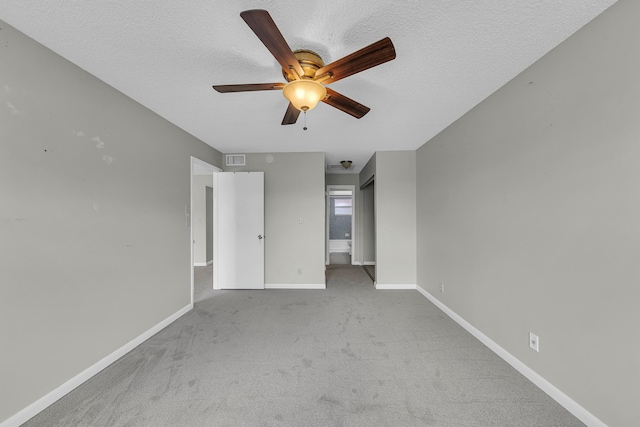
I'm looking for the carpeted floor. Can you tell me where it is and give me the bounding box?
[194,264,214,303]
[329,252,351,265]
[23,265,583,426]
[363,265,375,282]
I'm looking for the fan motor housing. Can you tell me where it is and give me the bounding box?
[283,50,325,81]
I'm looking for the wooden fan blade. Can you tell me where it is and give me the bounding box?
[281,102,300,125]
[240,10,305,78]
[212,83,285,93]
[322,88,371,119]
[316,37,396,84]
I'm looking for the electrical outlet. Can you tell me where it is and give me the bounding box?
[529,332,539,352]
[439,283,445,293]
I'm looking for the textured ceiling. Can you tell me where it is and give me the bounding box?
[1,0,616,173]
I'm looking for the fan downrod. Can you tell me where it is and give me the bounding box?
[282,50,325,82]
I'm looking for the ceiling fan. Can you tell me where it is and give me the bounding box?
[213,9,396,126]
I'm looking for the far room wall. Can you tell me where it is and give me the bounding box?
[224,152,326,286]
[357,152,417,286]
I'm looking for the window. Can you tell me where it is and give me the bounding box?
[334,198,352,215]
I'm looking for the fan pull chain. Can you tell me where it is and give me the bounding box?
[303,111,307,131]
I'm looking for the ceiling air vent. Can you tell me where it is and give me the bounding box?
[226,154,245,166]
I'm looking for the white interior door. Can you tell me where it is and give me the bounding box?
[215,172,264,289]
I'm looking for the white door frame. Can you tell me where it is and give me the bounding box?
[326,185,356,265]
[190,156,221,304]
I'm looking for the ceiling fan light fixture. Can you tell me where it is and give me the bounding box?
[282,79,326,112]
[213,10,396,124]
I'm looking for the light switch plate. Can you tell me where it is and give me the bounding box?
[529,332,539,352]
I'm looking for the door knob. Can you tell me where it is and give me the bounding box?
[258,235,263,240]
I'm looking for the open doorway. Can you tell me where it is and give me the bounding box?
[190,157,220,304]
[361,180,376,282]
[326,185,356,266]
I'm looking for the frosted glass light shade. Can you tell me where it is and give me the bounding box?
[282,79,326,111]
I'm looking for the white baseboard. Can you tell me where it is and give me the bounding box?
[206,259,213,266]
[1,304,193,427]
[415,285,606,427]
[363,261,376,266]
[375,283,416,290]
[265,283,326,289]
[193,262,207,267]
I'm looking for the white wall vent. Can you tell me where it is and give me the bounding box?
[226,154,245,166]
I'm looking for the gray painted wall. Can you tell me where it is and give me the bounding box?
[359,152,376,188]
[354,151,417,279]
[225,153,325,285]
[325,174,359,187]
[375,151,417,285]
[416,1,639,425]
[0,21,221,422]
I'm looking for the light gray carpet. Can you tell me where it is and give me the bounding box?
[23,265,583,426]
[329,252,351,265]
[194,265,214,303]
[363,265,375,282]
